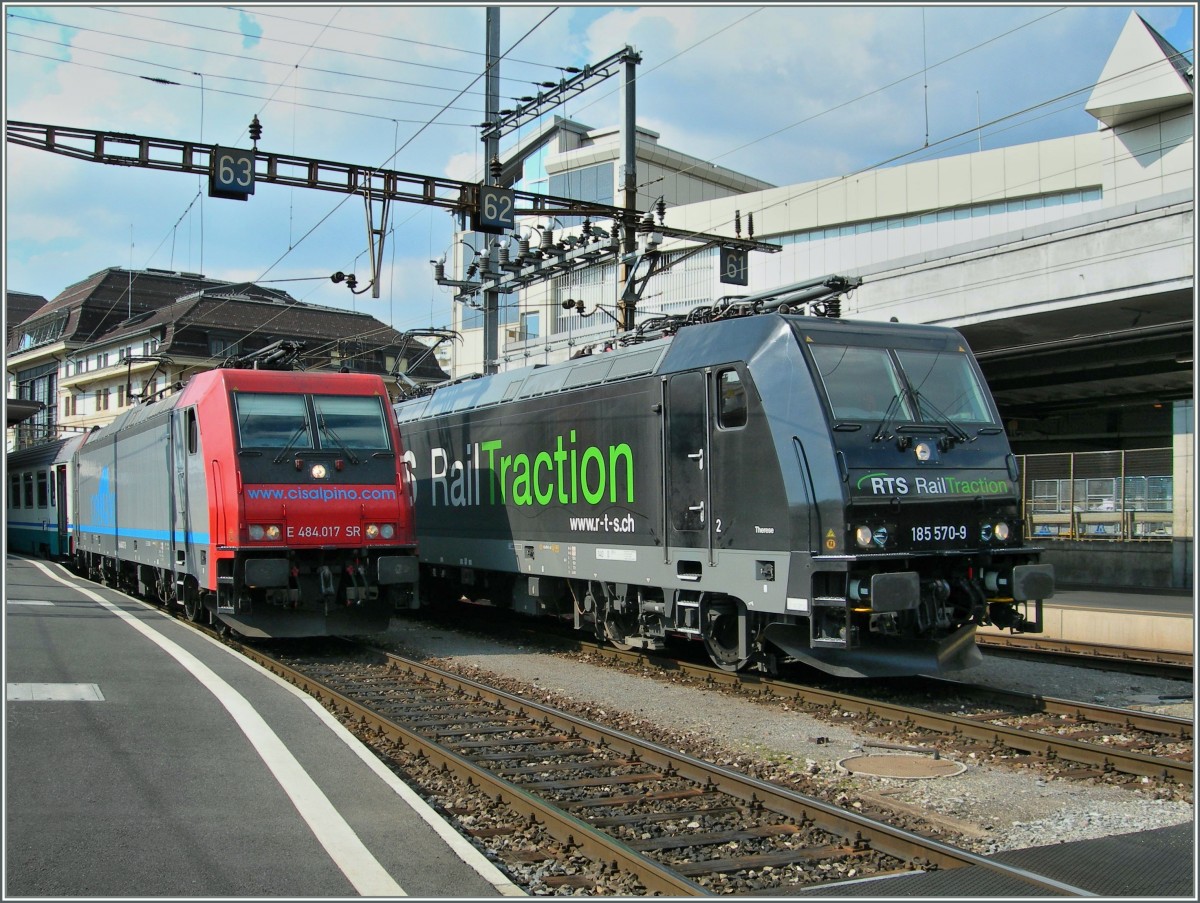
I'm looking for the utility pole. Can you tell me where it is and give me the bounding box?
[482,7,501,375]
[617,48,641,332]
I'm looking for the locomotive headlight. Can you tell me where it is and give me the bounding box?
[265,525,282,540]
[380,524,395,539]
[248,524,265,540]
[854,525,874,548]
[365,523,381,539]
[980,523,994,542]
[311,463,328,480]
[994,521,1011,541]
[914,442,933,462]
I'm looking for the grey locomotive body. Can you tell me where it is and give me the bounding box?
[394,313,1052,677]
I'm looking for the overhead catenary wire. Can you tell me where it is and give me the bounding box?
[6,32,497,116]
[170,8,562,372]
[10,8,1189,375]
[7,9,542,91]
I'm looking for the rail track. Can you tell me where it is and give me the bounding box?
[220,638,1098,896]
[557,639,1193,790]
[975,632,1193,678]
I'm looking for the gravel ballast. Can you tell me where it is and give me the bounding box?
[374,616,1193,856]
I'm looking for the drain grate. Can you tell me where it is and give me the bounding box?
[836,753,966,779]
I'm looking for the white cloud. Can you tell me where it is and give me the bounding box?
[4,3,1193,320]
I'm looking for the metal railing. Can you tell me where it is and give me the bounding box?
[1019,449,1177,541]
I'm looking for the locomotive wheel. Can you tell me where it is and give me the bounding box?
[702,599,751,672]
[183,582,204,623]
[602,609,637,651]
[590,582,638,652]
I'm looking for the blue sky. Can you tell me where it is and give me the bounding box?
[4,4,1194,335]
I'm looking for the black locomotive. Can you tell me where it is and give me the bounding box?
[394,294,1052,677]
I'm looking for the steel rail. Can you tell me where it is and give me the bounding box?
[975,633,1193,676]
[236,640,1094,896]
[574,642,1194,786]
[235,643,706,896]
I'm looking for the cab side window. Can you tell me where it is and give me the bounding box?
[187,408,199,455]
[717,369,748,429]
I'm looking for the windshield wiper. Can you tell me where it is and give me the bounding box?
[272,424,309,464]
[319,415,361,465]
[912,391,972,445]
[871,392,907,442]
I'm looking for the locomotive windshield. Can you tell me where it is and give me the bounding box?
[809,343,996,425]
[235,393,392,450]
[236,393,314,448]
[312,395,391,449]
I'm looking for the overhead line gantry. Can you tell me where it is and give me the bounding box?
[6,118,779,319]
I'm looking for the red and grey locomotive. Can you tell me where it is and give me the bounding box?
[71,353,417,637]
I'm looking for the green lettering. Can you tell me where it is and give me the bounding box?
[512,453,532,506]
[581,447,605,504]
[570,430,578,503]
[481,439,502,503]
[534,451,554,505]
[608,442,634,503]
[499,453,512,504]
[554,435,568,503]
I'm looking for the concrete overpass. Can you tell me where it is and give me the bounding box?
[847,190,1193,431]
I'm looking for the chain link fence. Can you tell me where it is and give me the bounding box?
[1020,448,1176,541]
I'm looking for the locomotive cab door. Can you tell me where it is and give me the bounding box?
[169,408,195,587]
[665,371,712,560]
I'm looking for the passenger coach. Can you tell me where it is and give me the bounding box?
[6,433,86,558]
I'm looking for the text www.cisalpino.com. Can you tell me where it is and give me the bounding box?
[245,487,397,501]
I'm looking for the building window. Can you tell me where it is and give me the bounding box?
[15,313,68,351]
[549,163,615,227]
[117,384,126,407]
[210,337,240,358]
[95,388,110,411]
[518,311,540,341]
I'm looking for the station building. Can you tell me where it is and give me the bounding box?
[445,13,1194,590]
[5,268,449,451]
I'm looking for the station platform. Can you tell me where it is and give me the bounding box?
[4,555,521,898]
[790,821,1194,897]
[977,588,1195,655]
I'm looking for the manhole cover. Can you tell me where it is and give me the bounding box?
[836,753,966,779]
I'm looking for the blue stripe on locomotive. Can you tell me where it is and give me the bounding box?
[72,522,210,545]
